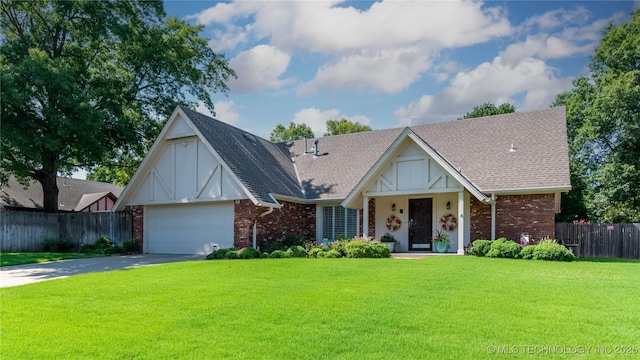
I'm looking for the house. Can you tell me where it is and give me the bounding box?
[1,175,123,212]
[114,106,571,255]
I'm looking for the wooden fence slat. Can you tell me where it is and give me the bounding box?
[1,211,132,252]
[555,223,640,259]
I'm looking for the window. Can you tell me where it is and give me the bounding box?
[322,205,359,240]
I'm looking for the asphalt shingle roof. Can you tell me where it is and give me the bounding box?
[1,175,123,211]
[182,106,571,204]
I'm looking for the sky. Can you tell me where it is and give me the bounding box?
[75,0,638,179]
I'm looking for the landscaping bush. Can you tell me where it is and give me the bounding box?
[467,240,493,257]
[528,241,576,262]
[517,245,536,260]
[308,247,325,258]
[269,250,289,258]
[486,238,522,259]
[329,239,349,256]
[286,245,307,258]
[318,249,342,258]
[206,248,238,260]
[223,250,239,260]
[259,252,270,259]
[343,241,391,258]
[263,241,288,254]
[281,234,306,247]
[237,247,260,259]
[80,237,117,255]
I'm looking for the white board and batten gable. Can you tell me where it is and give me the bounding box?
[366,142,464,196]
[116,109,248,209]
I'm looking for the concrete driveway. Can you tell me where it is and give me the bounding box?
[0,254,203,288]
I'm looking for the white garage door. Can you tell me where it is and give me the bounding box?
[145,202,234,254]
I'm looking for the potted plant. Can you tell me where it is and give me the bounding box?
[380,233,396,252]
[432,230,450,253]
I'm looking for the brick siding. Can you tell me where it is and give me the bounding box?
[234,199,316,249]
[128,205,144,252]
[470,194,556,242]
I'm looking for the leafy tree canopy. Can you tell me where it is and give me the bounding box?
[270,122,314,142]
[553,9,640,223]
[460,102,515,119]
[0,0,235,212]
[324,118,371,136]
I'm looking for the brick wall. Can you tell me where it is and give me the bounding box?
[234,199,316,249]
[470,197,492,241]
[367,198,376,237]
[469,194,556,242]
[128,205,144,252]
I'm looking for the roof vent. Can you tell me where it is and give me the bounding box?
[244,133,257,145]
[510,143,517,152]
[313,139,319,158]
[303,137,309,155]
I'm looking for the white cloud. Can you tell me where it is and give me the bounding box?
[290,107,372,137]
[195,100,241,125]
[228,45,292,93]
[298,47,433,95]
[189,0,512,94]
[394,55,572,125]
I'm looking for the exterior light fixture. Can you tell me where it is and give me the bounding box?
[446,201,451,210]
[392,203,396,212]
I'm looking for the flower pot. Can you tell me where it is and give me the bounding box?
[433,241,449,253]
[382,241,395,252]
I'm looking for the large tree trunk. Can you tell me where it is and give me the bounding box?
[32,153,60,213]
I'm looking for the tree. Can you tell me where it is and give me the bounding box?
[553,9,640,223]
[0,0,235,212]
[270,122,314,142]
[460,102,515,119]
[324,118,371,136]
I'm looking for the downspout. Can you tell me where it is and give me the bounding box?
[253,207,275,249]
[491,193,496,240]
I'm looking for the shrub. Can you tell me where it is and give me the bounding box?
[486,238,522,259]
[329,239,349,256]
[529,241,575,262]
[344,241,370,258]
[318,249,342,258]
[259,252,270,259]
[263,241,288,254]
[121,240,139,254]
[467,240,493,257]
[517,245,536,260]
[206,248,238,260]
[223,250,239,260]
[281,234,306,247]
[269,250,289,258]
[308,247,325,258]
[80,237,115,255]
[286,245,307,258]
[237,247,260,259]
[369,242,391,258]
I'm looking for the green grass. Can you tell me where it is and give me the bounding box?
[0,252,102,267]
[1,257,639,359]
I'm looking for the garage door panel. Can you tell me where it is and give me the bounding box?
[145,203,234,254]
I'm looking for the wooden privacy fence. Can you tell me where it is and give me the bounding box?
[555,223,640,259]
[1,211,132,252]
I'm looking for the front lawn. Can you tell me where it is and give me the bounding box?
[1,257,638,359]
[0,252,101,267]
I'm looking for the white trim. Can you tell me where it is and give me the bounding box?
[364,188,464,198]
[457,191,464,255]
[363,196,369,237]
[484,186,571,194]
[114,107,265,211]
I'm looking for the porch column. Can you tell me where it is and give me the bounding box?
[363,196,369,237]
[457,191,464,255]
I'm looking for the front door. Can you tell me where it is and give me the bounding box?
[409,198,433,251]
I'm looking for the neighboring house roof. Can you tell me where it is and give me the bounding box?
[116,106,571,210]
[0,175,123,212]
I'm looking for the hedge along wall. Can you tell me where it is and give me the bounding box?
[470,193,556,242]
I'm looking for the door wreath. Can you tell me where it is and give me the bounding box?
[386,215,401,231]
[440,213,457,231]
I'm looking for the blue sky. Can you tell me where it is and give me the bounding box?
[71,1,636,180]
[158,0,638,140]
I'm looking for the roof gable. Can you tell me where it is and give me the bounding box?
[342,128,489,208]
